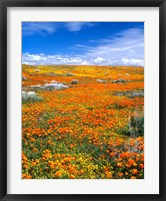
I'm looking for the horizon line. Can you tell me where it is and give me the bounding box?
[22,63,144,67]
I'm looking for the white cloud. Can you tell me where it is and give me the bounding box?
[121,58,144,66]
[83,28,144,57]
[22,53,89,65]
[22,22,57,36]
[93,57,105,63]
[65,22,95,32]
[79,28,144,66]
[22,22,96,36]
[81,61,88,65]
[122,58,130,64]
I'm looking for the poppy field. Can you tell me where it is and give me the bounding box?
[22,64,144,179]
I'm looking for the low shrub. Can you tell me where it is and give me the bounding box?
[22,91,43,103]
[121,111,144,137]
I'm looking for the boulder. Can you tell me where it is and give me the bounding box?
[44,83,68,90]
[111,78,127,84]
[115,91,144,97]
[71,80,78,84]
[66,73,74,76]
[129,91,144,98]
[22,75,28,81]
[50,80,57,84]
[96,79,106,83]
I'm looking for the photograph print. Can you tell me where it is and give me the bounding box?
[22,22,144,179]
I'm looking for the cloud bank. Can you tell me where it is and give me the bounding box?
[22,53,144,66]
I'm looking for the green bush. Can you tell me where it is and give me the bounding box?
[122,115,144,138]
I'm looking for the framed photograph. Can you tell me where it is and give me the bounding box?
[0,0,166,200]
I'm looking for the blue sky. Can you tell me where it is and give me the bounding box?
[22,22,144,66]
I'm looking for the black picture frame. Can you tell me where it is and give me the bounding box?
[0,0,166,200]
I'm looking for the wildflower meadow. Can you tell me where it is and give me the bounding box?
[22,64,144,179]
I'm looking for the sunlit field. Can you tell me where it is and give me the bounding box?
[22,64,144,179]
